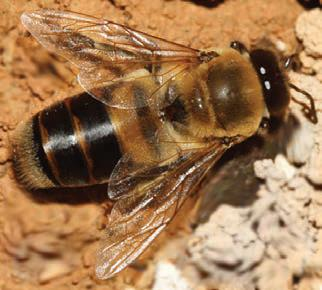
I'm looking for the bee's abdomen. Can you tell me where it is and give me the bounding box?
[12,93,122,189]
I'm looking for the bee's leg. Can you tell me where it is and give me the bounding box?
[220,135,242,147]
[230,41,249,55]
[198,50,219,63]
[289,83,318,124]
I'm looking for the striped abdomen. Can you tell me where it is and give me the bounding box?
[12,93,122,189]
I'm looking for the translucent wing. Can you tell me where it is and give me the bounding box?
[96,139,240,279]
[20,9,201,108]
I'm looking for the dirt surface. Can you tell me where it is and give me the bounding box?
[0,0,321,289]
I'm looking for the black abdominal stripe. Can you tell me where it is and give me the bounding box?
[12,93,122,189]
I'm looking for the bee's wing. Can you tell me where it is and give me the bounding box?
[96,140,236,279]
[21,9,201,108]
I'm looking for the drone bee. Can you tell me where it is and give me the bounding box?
[12,9,317,279]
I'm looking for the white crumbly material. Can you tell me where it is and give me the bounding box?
[296,9,322,82]
[296,9,322,58]
[189,155,322,290]
[188,154,321,290]
[152,261,193,290]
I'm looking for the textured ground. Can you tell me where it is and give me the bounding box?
[0,0,321,289]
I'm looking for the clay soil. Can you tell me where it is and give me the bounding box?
[0,0,321,290]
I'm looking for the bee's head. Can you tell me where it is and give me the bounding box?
[249,48,290,121]
[230,40,318,127]
[230,41,290,123]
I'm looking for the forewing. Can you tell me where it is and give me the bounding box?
[96,142,231,279]
[20,9,200,108]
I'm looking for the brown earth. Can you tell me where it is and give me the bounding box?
[0,0,321,289]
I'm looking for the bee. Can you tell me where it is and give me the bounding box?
[12,9,317,279]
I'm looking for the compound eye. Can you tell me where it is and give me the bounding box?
[230,41,249,54]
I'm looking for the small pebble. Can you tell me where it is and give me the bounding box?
[38,260,72,284]
[27,233,60,255]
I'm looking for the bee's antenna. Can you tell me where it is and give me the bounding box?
[289,83,318,124]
